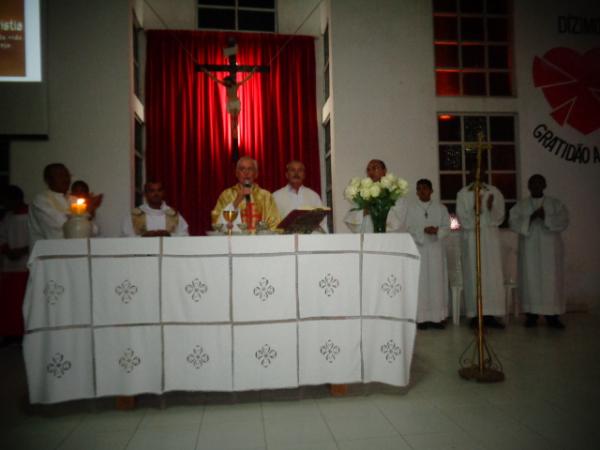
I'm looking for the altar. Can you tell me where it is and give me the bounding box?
[22,234,419,404]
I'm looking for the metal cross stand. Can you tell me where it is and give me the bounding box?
[458,130,505,383]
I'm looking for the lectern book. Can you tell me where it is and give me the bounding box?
[277,208,330,234]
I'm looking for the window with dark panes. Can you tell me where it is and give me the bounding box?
[133,18,144,100]
[437,113,517,225]
[433,0,513,96]
[198,0,276,32]
[134,118,145,207]
[324,120,333,232]
[323,26,330,100]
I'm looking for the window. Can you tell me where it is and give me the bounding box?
[324,120,333,232]
[133,20,143,100]
[437,113,517,224]
[134,118,145,207]
[323,25,330,100]
[433,0,513,96]
[198,0,276,32]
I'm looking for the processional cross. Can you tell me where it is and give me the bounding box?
[458,130,504,383]
[196,38,269,159]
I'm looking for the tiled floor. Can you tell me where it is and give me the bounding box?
[2,308,599,450]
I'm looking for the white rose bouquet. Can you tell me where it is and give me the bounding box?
[344,174,409,232]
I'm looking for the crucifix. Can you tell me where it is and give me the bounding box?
[196,38,269,160]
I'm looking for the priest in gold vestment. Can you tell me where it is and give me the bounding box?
[211,157,280,232]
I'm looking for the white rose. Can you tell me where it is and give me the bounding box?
[380,174,394,189]
[397,178,409,195]
[360,177,373,188]
[350,177,362,188]
[369,183,381,198]
[345,185,358,200]
[359,187,372,200]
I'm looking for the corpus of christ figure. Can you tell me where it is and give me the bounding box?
[196,38,269,153]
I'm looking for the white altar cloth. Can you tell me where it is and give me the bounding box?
[23,234,419,404]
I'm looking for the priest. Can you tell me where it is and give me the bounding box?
[122,181,189,237]
[456,166,506,328]
[509,174,568,328]
[212,156,280,232]
[406,179,450,329]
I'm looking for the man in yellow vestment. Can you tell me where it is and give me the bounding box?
[211,156,280,232]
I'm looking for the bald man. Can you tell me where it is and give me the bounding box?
[273,160,327,232]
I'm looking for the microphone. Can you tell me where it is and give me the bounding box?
[243,181,252,203]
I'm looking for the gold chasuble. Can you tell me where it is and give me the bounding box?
[211,184,281,231]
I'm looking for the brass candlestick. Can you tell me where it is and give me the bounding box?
[458,130,505,383]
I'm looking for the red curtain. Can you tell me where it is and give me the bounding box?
[145,30,320,235]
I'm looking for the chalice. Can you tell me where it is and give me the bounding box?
[222,209,238,236]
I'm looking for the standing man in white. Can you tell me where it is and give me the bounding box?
[272,160,327,232]
[406,179,450,329]
[29,163,102,245]
[509,174,569,329]
[456,167,506,329]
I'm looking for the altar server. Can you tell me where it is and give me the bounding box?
[29,163,102,245]
[0,185,29,341]
[406,179,450,329]
[509,174,568,328]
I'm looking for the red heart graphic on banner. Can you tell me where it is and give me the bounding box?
[532,47,600,135]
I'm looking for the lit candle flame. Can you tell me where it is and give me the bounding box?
[450,214,461,231]
[71,198,87,215]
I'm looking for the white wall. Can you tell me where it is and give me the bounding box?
[328,0,437,228]
[10,0,133,237]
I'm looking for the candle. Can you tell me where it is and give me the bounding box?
[70,198,87,215]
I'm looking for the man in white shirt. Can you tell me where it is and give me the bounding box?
[122,181,189,237]
[509,174,568,329]
[456,167,506,329]
[406,179,450,329]
[344,159,407,233]
[29,163,102,245]
[272,160,327,232]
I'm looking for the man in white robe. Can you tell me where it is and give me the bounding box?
[509,174,568,328]
[29,163,102,245]
[273,160,327,233]
[456,170,506,328]
[122,181,189,237]
[406,179,450,329]
[344,159,407,233]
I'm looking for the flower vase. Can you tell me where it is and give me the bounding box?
[369,206,390,233]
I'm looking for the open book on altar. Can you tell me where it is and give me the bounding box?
[276,207,330,234]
